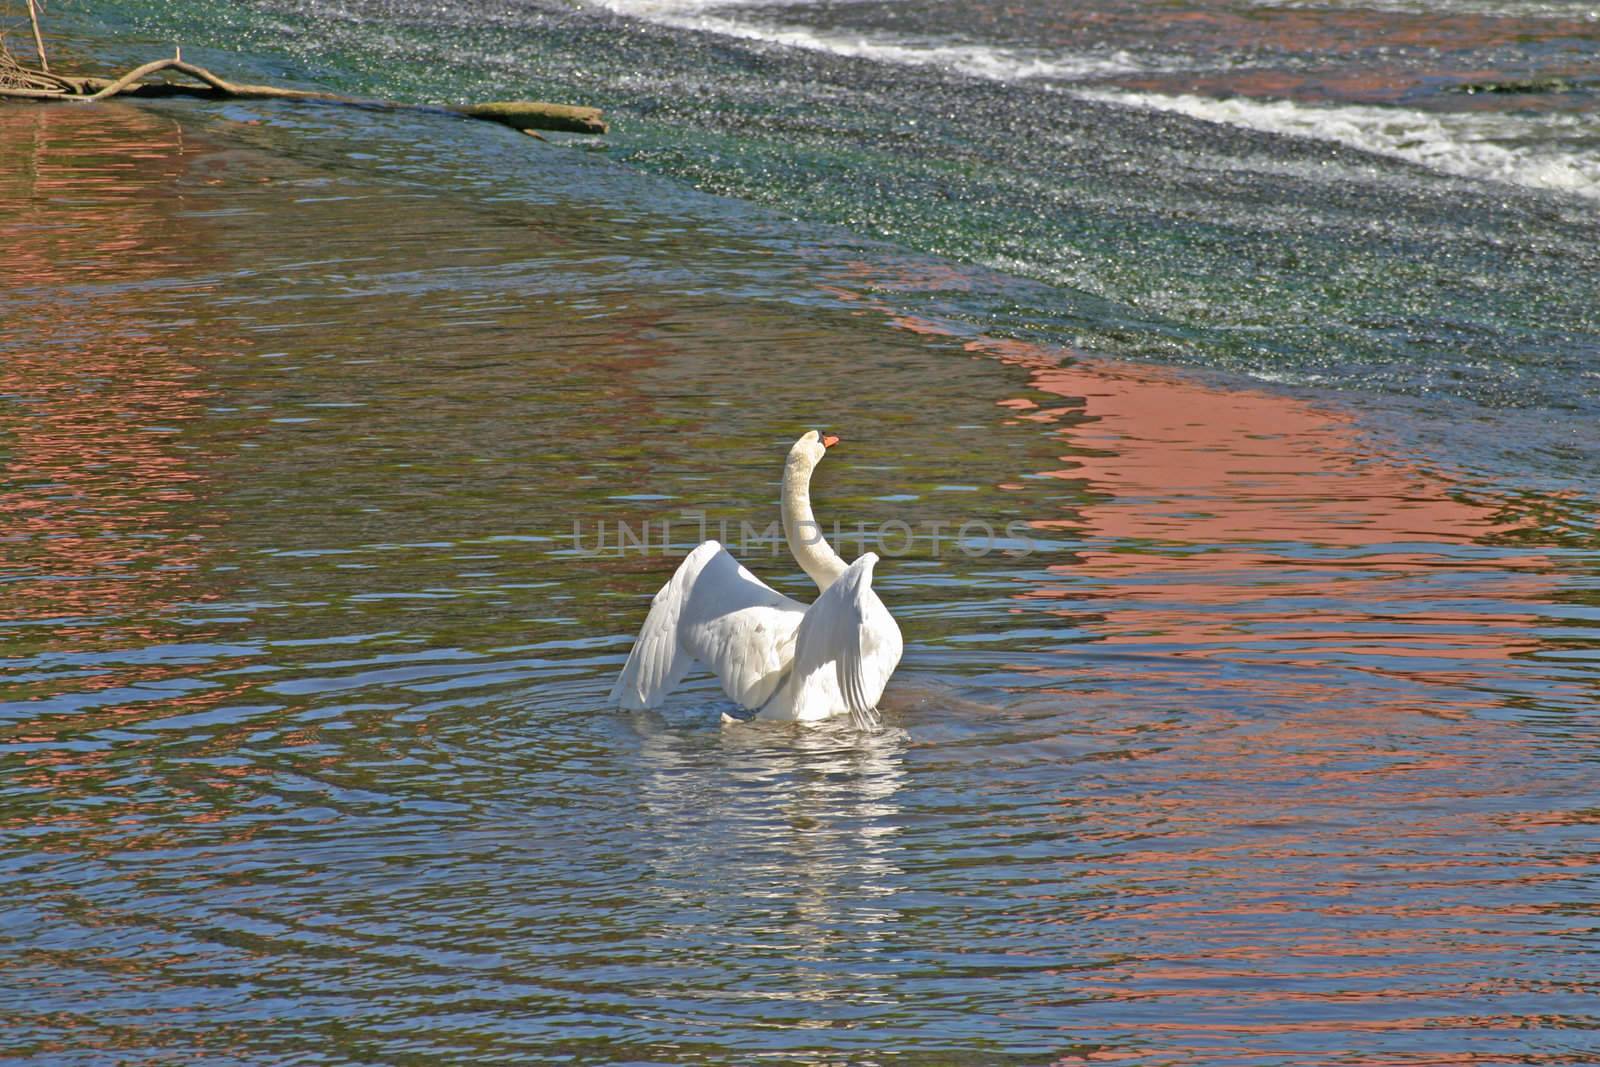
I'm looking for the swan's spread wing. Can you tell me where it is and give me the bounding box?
[609,541,805,711]
[608,543,711,709]
[788,553,903,728]
[677,546,806,709]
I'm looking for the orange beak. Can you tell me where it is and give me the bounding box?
[821,433,840,448]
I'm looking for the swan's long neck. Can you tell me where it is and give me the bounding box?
[782,456,850,592]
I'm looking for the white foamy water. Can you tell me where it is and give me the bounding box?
[592,0,1598,201]
[1077,90,1600,200]
[1249,0,1600,18]
[591,0,1155,80]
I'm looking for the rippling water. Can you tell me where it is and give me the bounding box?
[3,7,1599,1064]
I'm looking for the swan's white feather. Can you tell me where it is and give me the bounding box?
[759,552,901,726]
[677,545,807,708]
[607,543,705,709]
[609,541,805,711]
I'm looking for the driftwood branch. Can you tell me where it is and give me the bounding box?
[80,54,236,101]
[2,50,609,136]
[26,0,47,73]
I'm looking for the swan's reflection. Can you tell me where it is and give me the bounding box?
[628,708,908,1008]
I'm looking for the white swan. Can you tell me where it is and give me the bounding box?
[609,431,903,728]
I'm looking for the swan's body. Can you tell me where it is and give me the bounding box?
[609,432,902,727]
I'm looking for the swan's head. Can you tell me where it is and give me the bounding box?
[787,429,839,469]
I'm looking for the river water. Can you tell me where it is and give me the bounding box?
[2,2,1597,1064]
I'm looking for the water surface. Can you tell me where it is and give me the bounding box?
[2,8,1598,1066]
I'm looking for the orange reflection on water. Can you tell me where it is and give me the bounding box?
[1,105,250,782]
[0,104,226,630]
[1015,354,1516,544]
[969,335,1554,696]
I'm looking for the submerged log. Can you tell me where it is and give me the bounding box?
[0,53,608,136]
[455,100,607,135]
